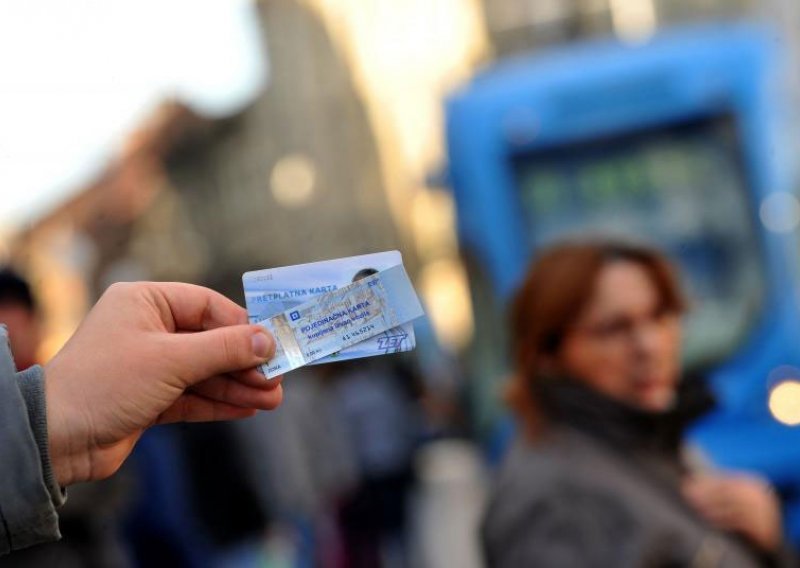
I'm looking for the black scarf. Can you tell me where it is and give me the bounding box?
[534,373,716,460]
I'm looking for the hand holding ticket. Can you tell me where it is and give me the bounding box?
[243,252,424,378]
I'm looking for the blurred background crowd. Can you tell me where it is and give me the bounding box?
[3,0,800,566]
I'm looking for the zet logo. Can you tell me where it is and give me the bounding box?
[377,330,408,354]
[290,310,301,321]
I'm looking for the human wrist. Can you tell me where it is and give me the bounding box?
[43,361,91,487]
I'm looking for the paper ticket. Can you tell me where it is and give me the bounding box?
[256,264,424,378]
[243,251,416,364]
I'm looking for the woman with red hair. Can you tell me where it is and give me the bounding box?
[482,240,793,567]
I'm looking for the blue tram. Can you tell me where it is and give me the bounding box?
[445,25,800,538]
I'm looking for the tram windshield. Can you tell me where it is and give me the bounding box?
[513,115,765,366]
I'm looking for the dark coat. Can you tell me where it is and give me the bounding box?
[482,379,794,568]
[0,327,63,555]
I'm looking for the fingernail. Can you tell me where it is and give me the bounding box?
[251,331,272,359]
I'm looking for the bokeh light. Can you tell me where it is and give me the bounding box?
[760,191,800,233]
[270,153,317,209]
[769,380,800,426]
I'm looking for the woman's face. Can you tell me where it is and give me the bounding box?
[557,260,682,412]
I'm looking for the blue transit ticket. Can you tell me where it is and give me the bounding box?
[243,251,422,377]
[252,264,424,378]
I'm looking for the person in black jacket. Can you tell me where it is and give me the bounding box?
[483,240,794,567]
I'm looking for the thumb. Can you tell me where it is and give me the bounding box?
[169,325,275,384]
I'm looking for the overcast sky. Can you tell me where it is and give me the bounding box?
[0,0,267,231]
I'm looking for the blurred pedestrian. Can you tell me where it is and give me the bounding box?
[235,368,361,568]
[330,359,420,568]
[482,240,794,567]
[0,268,42,370]
[0,281,282,556]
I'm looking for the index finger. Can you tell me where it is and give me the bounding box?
[231,368,284,388]
[148,282,249,331]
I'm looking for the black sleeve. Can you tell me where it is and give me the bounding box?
[0,328,62,555]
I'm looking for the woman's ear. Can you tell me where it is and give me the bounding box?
[537,354,560,378]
